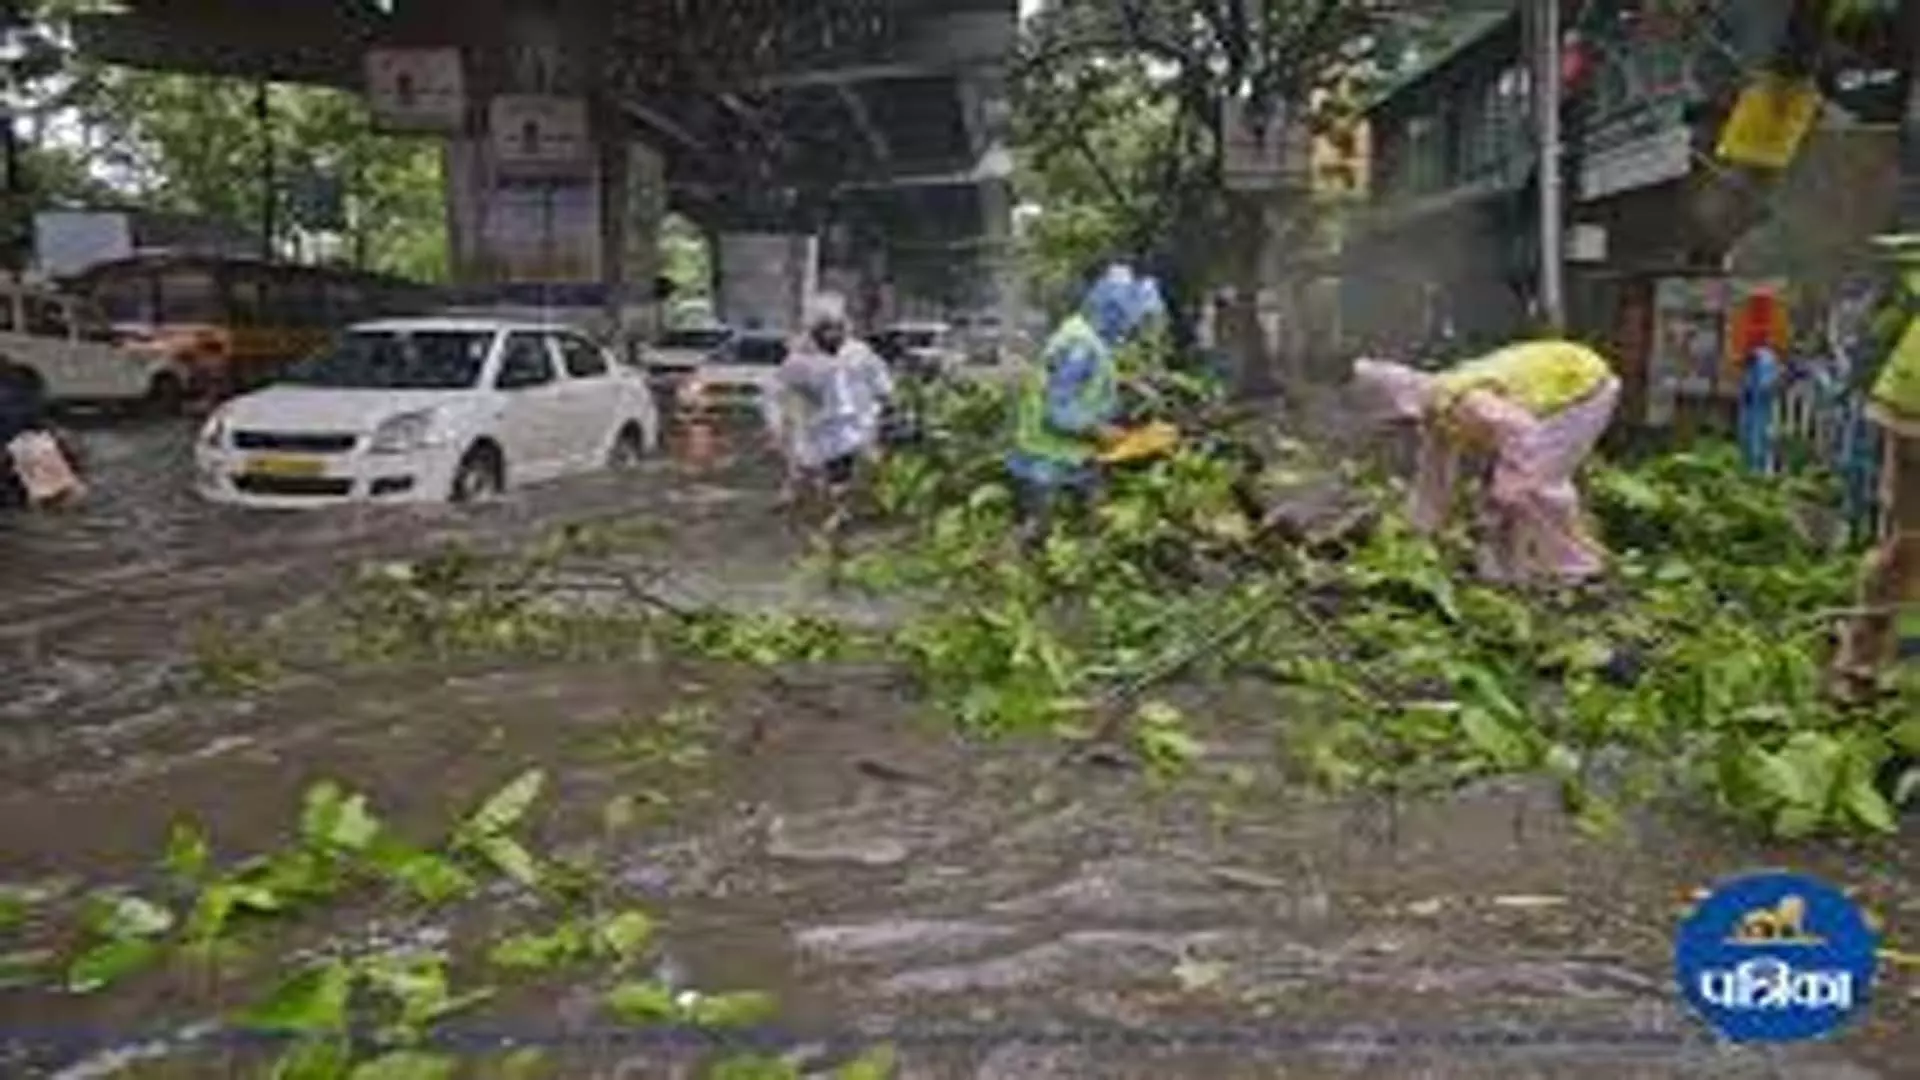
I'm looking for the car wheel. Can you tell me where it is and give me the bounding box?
[450,444,505,504]
[607,422,648,470]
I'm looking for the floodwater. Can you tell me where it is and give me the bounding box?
[0,419,1915,1078]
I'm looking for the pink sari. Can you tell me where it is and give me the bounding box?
[1411,380,1619,584]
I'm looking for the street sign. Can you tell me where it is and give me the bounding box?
[488,95,593,177]
[1223,98,1310,192]
[365,48,466,133]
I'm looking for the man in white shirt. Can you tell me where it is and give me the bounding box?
[766,294,894,516]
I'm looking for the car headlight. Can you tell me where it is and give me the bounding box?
[200,413,229,449]
[369,409,445,454]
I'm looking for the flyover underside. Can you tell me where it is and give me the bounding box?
[72,0,1016,279]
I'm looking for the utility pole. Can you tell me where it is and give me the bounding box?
[1529,0,1565,332]
[0,0,25,276]
[255,79,276,260]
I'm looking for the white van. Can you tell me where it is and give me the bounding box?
[0,284,188,412]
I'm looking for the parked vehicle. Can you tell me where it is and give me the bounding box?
[883,320,965,376]
[644,324,733,407]
[0,282,190,413]
[66,254,438,403]
[680,330,787,421]
[194,317,659,508]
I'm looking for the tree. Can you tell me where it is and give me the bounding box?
[5,1,448,280]
[1013,0,1421,387]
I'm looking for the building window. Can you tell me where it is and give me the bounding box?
[1404,114,1441,194]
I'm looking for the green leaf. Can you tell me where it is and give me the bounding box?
[1459,707,1530,771]
[237,960,354,1035]
[83,893,175,940]
[65,938,163,993]
[163,821,212,883]
[488,922,589,972]
[301,782,383,853]
[1890,717,1920,756]
[603,980,680,1023]
[347,1052,456,1080]
[685,990,778,1028]
[183,882,281,943]
[240,849,341,902]
[365,840,475,906]
[835,1045,898,1080]
[594,910,656,965]
[1841,767,1898,833]
[1743,747,1813,809]
[471,835,543,889]
[270,1039,353,1080]
[460,769,546,839]
[1773,803,1826,839]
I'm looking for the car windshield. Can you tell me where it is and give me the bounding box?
[901,331,938,348]
[658,328,730,351]
[282,330,493,390]
[731,337,787,365]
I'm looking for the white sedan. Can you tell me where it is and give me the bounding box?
[194,318,660,508]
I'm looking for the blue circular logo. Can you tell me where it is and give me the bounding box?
[1674,870,1878,1043]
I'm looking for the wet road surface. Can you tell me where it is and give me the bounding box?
[0,419,1915,1078]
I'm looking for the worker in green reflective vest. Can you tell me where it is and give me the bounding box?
[1829,232,1920,702]
[1006,263,1166,551]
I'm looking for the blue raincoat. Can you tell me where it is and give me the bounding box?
[1005,267,1166,490]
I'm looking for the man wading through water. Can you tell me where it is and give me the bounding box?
[767,293,894,538]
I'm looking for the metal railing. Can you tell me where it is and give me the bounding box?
[1735,356,1889,544]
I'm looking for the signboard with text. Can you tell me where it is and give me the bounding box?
[1223,99,1310,192]
[488,95,593,178]
[365,48,466,133]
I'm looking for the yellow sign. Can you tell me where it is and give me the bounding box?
[246,455,326,479]
[1715,74,1821,170]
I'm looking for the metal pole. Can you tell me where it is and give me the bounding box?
[255,80,275,260]
[1531,0,1565,331]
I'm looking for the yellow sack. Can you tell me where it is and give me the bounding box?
[1716,73,1821,170]
[1096,421,1180,464]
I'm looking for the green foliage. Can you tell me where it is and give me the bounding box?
[840,351,1915,839]
[3,763,863,1075]
[10,5,446,279]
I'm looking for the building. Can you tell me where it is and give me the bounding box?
[1340,0,1903,425]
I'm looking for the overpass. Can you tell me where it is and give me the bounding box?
[71,0,1019,331]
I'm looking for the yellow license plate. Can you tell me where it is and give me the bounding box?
[245,455,325,478]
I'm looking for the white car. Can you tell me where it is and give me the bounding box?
[680,330,788,419]
[194,318,660,508]
[643,324,733,404]
[0,284,189,412]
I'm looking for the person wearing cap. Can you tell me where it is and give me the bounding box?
[1006,263,1166,551]
[1348,339,1621,585]
[1829,234,1920,702]
[767,293,894,518]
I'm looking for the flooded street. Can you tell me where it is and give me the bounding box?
[0,419,1915,1078]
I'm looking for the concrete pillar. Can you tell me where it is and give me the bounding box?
[608,139,666,343]
[714,232,818,333]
